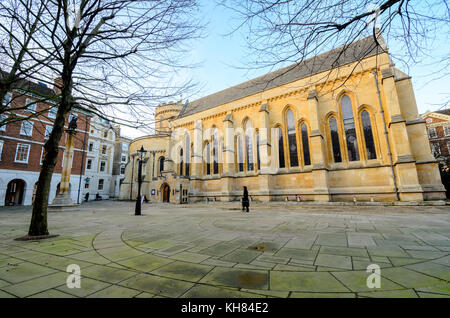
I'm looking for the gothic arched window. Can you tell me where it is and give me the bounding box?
[245,120,254,171]
[300,123,311,166]
[341,95,359,161]
[205,142,211,175]
[277,127,285,168]
[329,117,342,163]
[159,156,165,176]
[213,131,219,174]
[237,135,244,172]
[286,109,298,167]
[361,110,377,160]
[185,134,190,176]
[179,148,184,176]
[256,132,261,170]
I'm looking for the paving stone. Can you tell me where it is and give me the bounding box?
[97,246,145,261]
[87,285,141,298]
[284,236,316,250]
[270,271,349,292]
[256,254,290,264]
[405,262,450,281]
[431,255,450,266]
[170,251,211,263]
[0,262,57,284]
[201,258,237,268]
[181,284,261,298]
[316,234,348,247]
[119,273,194,297]
[118,254,174,272]
[272,264,315,272]
[157,244,193,256]
[347,233,377,247]
[199,267,269,290]
[57,277,112,297]
[358,289,418,298]
[380,267,444,288]
[151,261,213,282]
[417,292,450,298]
[320,246,369,258]
[405,250,447,260]
[331,270,404,292]
[315,254,352,270]
[2,272,68,297]
[275,248,318,262]
[388,257,426,267]
[415,283,450,295]
[221,249,260,264]
[290,292,355,298]
[67,251,111,265]
[81,265,137,283]
[0,290,16,298]
[134,292,156,298]
[200,242,240,257]
[367,247,409,258]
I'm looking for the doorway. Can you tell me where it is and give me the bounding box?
[5,179,26,206]
[161,183,170,202]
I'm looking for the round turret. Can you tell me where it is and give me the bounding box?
[154,100,183,133]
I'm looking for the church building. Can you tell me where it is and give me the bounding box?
[119,34,445,204]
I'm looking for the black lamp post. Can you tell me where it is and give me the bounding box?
[135,145,147,215]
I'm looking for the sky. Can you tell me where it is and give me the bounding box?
[121,1,450,140]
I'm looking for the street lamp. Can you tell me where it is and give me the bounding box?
[135,145,147,215]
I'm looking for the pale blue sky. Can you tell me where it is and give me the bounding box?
[122,1,449,139]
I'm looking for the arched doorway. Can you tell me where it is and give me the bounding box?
[5,179,26,206]
[161,183,170,202]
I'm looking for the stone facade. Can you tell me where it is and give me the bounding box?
[119,35,445,204]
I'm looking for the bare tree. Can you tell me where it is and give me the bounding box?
[0,0,203,238]
[219,0,449,94]
[0,0,61,129]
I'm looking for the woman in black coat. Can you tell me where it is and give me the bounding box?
[242,186,249,212]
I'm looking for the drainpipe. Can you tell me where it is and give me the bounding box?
[372,70,400,201]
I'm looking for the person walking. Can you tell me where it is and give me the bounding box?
[242,186,250,212]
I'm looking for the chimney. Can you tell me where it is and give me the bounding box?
[53,77,63,94]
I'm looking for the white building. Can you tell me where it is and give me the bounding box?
[82,116,116,201]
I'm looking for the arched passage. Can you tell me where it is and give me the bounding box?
[161,183,170,202]
[5,179,26,206]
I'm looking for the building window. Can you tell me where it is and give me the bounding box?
[206,142,211,175]
[431,143,440,156]
[286,110,299,167]
[122,143,128,151]
[87,159,92,170]
[0,114,7,132]
[89,143,94,152]
[159,156,165,175]
[341,95,359,161]
[245,121,254,171]
[185,134,190,177]
[40,147,46,165]
[277,127,285,168]
[20,121,34,136]
[68,113,78,124]
[26,99,36,112]
[300,123,311,166]
[3,92,12,107]
[329,116,342,163]
[213,131,219,174]
[98,179,104,190]
[256,132,260,170]
[15,143,30,163]
[237,136,244,172]
[445,126,450,137]
[179,148,184,176]
[44,125,53,139]
[121,155,127,162]
[48,107,58,119]
[0,140,3,160]
[428,127,437,139]
[120,165,126,175]
[102,145,107,154]
[85,182,90,189]
[361,110,377,160]
[100,160,106,172]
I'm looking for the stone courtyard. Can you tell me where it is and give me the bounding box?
[0,201,449,298]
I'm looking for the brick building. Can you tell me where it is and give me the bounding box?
[0,79,91,206]
[421,109,450,169]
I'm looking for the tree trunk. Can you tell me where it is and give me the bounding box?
[28,79,73,236]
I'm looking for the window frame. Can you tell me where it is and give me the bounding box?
[25,98,36,112]
[14,143,31,163]
[20,120,34,137]
[0,114,7,132]
[99,160,106,172]
[0,139,4,160]
[285,108,299,168]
